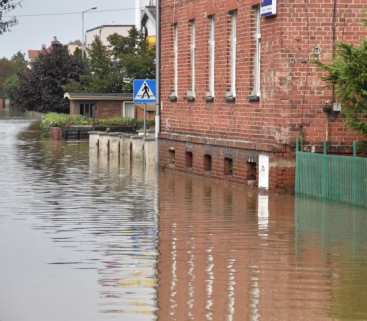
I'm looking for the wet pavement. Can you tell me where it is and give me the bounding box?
[0,117,367,321]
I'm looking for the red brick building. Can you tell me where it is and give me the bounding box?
[158,0,367,192]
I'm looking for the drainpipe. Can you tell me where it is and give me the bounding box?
[325,0,337,143]
[155,0,161,139]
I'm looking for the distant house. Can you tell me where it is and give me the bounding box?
[64,92,156,121]
[64,92,134,120]
[67,40,82,55]
[85,25,134,48]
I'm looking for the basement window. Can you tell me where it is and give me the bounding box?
[186,151,193,169]
[204,154,212,172]
[224,157,233,176]
[247,162,257,180]
[169,149,176,166]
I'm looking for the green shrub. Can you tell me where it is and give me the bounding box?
[40,112,155,132]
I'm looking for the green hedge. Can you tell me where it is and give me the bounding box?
[40,113,154,132]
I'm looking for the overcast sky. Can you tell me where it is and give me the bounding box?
[0,0,136,59]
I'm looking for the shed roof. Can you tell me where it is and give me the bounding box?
[64,92,133,101]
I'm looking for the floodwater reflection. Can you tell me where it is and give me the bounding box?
[0,118,367,321]
[157,172,367,321]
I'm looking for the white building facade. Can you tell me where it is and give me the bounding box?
[86,25,134,48]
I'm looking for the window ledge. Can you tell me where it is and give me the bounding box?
[225,94,236,103]
[205,95,214,103]
[248,95,260,102]
[168,94,178,102]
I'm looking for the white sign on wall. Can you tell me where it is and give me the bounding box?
[261,0,277,17]
[258,154,270,190]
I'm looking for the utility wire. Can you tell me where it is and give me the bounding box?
[4,7,136,18]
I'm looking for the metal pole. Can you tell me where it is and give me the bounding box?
[144,104,147,139]
[82,11,85,58]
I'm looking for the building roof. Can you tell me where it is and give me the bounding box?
[28,50,41,60]
[64,92,133,101]
[86,25,134,33]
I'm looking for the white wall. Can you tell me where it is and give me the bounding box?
[86,25,133,48]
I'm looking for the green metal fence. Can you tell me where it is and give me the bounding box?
[295,145,367,207]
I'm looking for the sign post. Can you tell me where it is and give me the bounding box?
[133,79,157,139]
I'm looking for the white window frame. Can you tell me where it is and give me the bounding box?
[122,101,135,119]
[230,12,237,97]
[208,16,215,97]
[173,24,178,96]
[253,7,261,97]
[190,21,196,97]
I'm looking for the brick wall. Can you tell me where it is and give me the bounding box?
[160,0,367,149]
[96,101,123,119]
[159,0,367,190]
[136,105,156,121]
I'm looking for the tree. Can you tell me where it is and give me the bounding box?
[319,36,367,136]
[14,40,85,113]
[0,0,18,34]
[0,51,26,97]
[65,27,156,94]
[109,27,156,86]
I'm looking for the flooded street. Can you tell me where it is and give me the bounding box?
[1,117,367,321]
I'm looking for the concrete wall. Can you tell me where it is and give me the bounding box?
[89,131,158,169]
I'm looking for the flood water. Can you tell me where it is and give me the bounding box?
[0,117,367,321]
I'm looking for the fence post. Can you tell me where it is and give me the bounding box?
[353,141,357,157]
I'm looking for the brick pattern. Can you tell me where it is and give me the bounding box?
[159,0,367,190]
[96,101,123,119]
[160,0,367,147]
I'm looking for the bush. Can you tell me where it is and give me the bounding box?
[40,112,155,133]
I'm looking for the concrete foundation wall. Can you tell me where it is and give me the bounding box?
[89,131,157,169]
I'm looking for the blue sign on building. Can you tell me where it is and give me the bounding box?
[261,0,277,17]
[133,79,157,105]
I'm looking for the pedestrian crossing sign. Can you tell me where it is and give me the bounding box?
[133,79,157,105]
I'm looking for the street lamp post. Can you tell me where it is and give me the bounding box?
[81,6,97,58]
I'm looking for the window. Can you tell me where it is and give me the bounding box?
[252,7,261,98]
[186,151,193,169]
[188,21,196,99]
[229,11,237,99]
[173,24,178,97]
[169,149,176,166]
[224,157,233,176]
[123,101,135,119]
[204,154,212,172]
[80,102,96,118]
[208,16,215,98]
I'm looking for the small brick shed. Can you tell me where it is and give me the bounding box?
[64,92,133,119]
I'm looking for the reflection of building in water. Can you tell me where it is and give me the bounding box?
[158,172,336,321]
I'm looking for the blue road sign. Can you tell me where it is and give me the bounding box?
[133,79,157,105]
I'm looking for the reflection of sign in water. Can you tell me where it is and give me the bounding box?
[133,79,157,105]
[261,0,277,17]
